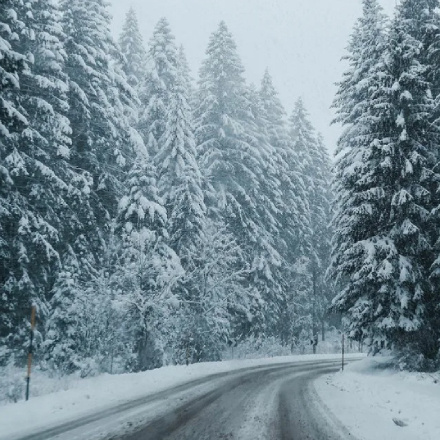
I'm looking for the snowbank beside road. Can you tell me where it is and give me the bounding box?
[314,356,440,440]
[0,353,361,440]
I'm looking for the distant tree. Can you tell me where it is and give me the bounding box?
[138,18,179,159]
[119,7,147,90]
[195,22,282,339]
[259,72,312,345]
[289,98,334,346]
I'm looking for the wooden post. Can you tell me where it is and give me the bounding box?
[342,332,345,372]
[25,305,36,401]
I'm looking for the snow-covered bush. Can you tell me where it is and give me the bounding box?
[0,363,24,404]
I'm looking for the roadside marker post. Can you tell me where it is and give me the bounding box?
[341,332,345,372]
[26,305,36,401]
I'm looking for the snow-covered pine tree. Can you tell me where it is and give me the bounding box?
[195,21,281,340]
[259,71,311,344]
[330,0,387,350]
[0,0,30,363]
[332,0,388,132]
[118,7,147,90]
[156,55,212,360]
[115,155,182,371]
[156,48,205,261]
[42,0,142,372]
[288,98,323,344]
[1,0,92,364]
[330,0,388,343]
[157,60,205,266]
[332,0,440,367]
[138,18,179,159]
[177,45,195,106]
[60,0,135,222]
[243,82,287,339]
[310,133,334,341]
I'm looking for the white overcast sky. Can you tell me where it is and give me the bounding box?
[109,0,397,155]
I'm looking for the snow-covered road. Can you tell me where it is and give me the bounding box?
[4,357,362,440]
[118,360,356,440]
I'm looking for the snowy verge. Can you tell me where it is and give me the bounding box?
[0,353,361,440]
[314,356,440,440]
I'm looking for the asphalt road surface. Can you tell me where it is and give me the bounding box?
[116,359,357,440]
[16,359,360,440]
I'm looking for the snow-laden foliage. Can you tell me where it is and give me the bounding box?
[0,0,88,363]
[118,7,147,90]
[289,99,334,347]
[195,22,285,340]
[1,6,337,379]
[115,158,183,371]
[138,18,179,159]
[331,0,440,369]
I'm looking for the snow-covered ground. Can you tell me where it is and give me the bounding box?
[0,353,360,440]
[314,356,440,440]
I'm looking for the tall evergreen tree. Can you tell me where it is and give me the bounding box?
[332,0,440,367]
[0,0,30,361]
[330,0,387,350]
[118,7,147,90]
[115,156,182,371]
[157,67,206,268]
[195,22,281,339]
[138,18,179,159]
[288,98,322,344]
[310,133,334,341]
[44,0,141,370]
[1,0,86,362]
[244,82,286,338]
[259,72,313,344]
[60,0,135,220]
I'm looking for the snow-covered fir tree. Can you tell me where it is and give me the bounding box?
[0,0,90,363]
[118,7,147,90]
[259,71,312,344]
[115,154,182,371]
[244,82,287,339]
[289,98,333,346]
[138,18,179,159]
[0,0,30,363]
[43,0,142,372]
[60,0,136,218]
[331,0,440,367]
[156,60,211,360]
[195,22,282,340]
[309,133,334,341]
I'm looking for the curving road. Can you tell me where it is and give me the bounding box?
[15,359,360,440]
[116,359,358,440]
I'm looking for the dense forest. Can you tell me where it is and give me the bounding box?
[0,0,333,375]
[2,0,440,379]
